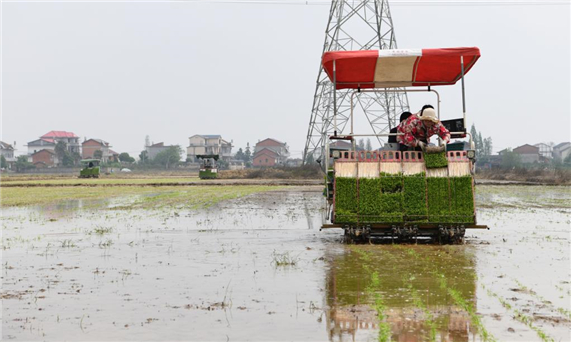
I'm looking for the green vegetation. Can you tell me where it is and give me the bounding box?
[334,173,475,224]
[403,174,428,223]
[334,177,358,223]
[352,248,392,342]
[0,177,202,186]
[358,178,382,223]
[424,151,448,169]
[449,176,475,223]
[379,173,403,223]
[0,185,280,208]
[271,251,299,267]
[427,178,450,223]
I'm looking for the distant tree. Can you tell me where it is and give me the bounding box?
[305,151,315,164]
[119,152,135,163]
[365,138,372,151]
[62,154,75,167]
[483,137,493,157]
[15,155,34,172]
[139,150,149,164]
[55,141,67,165]
[72,152,82,165]
[244,143,252,167]
[235,148,245,162]
[145,135,151,148]
[1,155,7,169]
[244,143,252,161]
[501,149,521,169]
[358,139,365,150]
[93,150,103,159]
[154,145,183,169]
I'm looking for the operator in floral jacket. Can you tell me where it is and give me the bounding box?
[397,105,450,151]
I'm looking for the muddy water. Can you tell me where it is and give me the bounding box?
[2,186,570,341]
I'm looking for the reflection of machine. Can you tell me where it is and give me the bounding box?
[197,155,219,179]
[79,159,100,178]
[320,47,488,243]
[325,248,477,342]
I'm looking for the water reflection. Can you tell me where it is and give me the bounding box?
[325,245,478,342]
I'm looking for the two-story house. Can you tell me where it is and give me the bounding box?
[253,138,290,167]
[0,141,16,169]
[513,144,540,164]
[82,139,115,162]
[187,135,233,162]
[553,142,571,161]
[27,138,56,155]
[31,150,58,168]
[533,143,553,159]
[28,131,80,155]
[146,142,178,160]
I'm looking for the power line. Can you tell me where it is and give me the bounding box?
[4,0,569,5]
[179,0,571,6]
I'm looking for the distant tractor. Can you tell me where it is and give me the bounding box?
[79,159,100,178]
[197,155,219,179]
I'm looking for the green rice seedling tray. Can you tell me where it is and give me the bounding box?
[333,173,475,225]
[403,173,428,223]
[424,151,449,169]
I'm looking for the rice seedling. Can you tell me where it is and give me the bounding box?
[60,239,76,248]
[483,283,554,342]
[334,177,358,223]
[403,173,428,223]
[271,251,299,267]
[427,178,450,223]
[424,151,448,169]
[334,173,475,224]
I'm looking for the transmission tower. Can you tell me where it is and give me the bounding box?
[303,0,409,163]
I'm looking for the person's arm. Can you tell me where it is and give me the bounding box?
[437,123,451,144]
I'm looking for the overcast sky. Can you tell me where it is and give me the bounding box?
[2,1,570,158]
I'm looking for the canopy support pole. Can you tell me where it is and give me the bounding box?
[333,60,338,136]
[460,56,467,132]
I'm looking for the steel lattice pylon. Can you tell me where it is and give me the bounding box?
[303,0,410,163]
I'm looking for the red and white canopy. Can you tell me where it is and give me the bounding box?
[322,47,480,89]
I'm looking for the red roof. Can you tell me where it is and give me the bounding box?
[41,131,78,138]
[322,47,480,89]
[254,148,279,158]
[31,149,55,156]
[257,138,285,146]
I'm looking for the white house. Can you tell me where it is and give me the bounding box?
[187,135,232,162]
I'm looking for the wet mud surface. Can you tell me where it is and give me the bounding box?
[2,186,570,341]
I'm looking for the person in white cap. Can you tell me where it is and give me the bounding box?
[396,105,450,151]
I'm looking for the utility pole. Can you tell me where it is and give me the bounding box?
[303,0,409,164]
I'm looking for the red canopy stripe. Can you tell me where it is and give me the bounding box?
[322,47,480,89]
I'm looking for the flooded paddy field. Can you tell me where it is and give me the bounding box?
[1,184,570,341]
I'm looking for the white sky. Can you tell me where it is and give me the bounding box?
[2,0,570,158]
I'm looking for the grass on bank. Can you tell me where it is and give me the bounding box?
[0,185,281,208]
[0,177,202,186]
